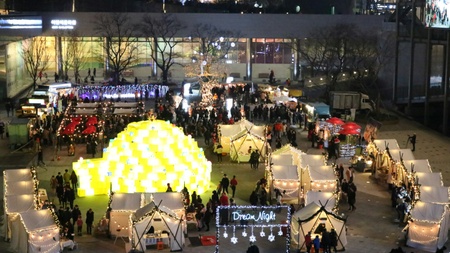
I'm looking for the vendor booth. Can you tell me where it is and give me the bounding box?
[418,186,450,204]
[9,209,60,253]
[3,168,37,240]
[305,191,337,211]
[109,192,185,239]
[218,119,264,153]
[291,202,347,251]
[406,201,450,252]
[269,165,301,203]
[229,128,266,163]
[301,165,337,192]
[415,172,444,187]
[402,160,432,174]
[129,201,185,252]
[299,154,327,171]
[8,118,32,148]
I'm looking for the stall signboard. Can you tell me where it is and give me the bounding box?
[215,205,291,253]
[28,99,46,105]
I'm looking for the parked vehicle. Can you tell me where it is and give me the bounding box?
[304,102,331,122]
[329,91,374,114]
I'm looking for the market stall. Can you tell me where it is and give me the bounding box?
[9,209,60,253]
[229,128,266,162]
[3,168,37,240]
[305,191,337,211]
[406,201,450,252]
[129,201,185,252]
[269,165,301,203]
[109,192,185,238]
[300,165,337,192]
[299,154,327,171]
[218,119,263,153]
[291,202,347,251]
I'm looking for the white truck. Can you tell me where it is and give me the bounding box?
[329,91,374,114]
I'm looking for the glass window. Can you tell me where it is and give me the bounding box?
[252,38,292,64]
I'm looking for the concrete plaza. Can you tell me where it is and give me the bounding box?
[0,97,450,253]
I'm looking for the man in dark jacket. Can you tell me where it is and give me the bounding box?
[221,174,230,194]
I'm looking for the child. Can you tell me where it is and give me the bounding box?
[76,215,83,236]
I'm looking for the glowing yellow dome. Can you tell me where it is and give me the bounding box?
[73,120,212,196]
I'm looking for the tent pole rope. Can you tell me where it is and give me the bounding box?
[132,200,162,250]
[159,211,183,250]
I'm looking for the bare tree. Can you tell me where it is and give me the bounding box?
[61,30,87,83]
[140,14,185,85]
[94,13,139,85]
[190,23,240,76]
[20,37,50,89]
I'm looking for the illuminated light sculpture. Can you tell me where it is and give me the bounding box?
[73,120,212,196]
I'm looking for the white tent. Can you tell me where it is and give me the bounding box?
[301,165,337,192]
[230,129,266,162]
[218,119,258,153]
[406,201,450,252]
[372,139,400,152]
[9,210,60,253]
[291,203,347,251]
[270,165,301,203]
[305,191,337,211]
[299,154,326,171]
[419,186,450,204]
[416,172,443,187]
[271,154,294,166]
[130,201,185,252]
[389,149,415,162]
[3,168,37,240]
[402,159,432,173]
[271,144,303,167]
[109,192,185,238]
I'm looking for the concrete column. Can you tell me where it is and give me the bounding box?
[152,38,158,78]
[293,39,301,81]
[56,36,63,78]
[407,0,416,115]
[246,38,252,81]
[103,37,110,77]
[424,29,432,126]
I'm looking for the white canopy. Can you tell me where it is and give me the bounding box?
[291,203,347,251]
[305,191,336,211]
[402,159,432,173]
[416,172,443,187]
[4,169,32,182]
[5,195,35,213]
[10,210,60,253]
[109,192,185,237]
[301,165,336,192]
[131,202,185,252]
[419,186,450,204]
[300,154,326,170]
[272,165,298,179]
[407,201,450,252]
[110,193,142,211]
[389,149,415,162]
[373,139,399,152]
[271,154,293,166]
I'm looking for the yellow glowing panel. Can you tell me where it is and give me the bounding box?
[73,120,211,197]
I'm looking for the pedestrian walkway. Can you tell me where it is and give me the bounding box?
[1,102,450,252]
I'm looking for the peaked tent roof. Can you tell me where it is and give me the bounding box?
[416,172,443,187]
[300,154,326,169]
[292,202,346,223]
[110,193,142,211]
[271,154,294,166]
[389,149,415,162]
[402,159,432,173]
[20,209,58,232]
[419,186,450,204]
[308,165,336,181]
[373,139,400,152]
[410,201,447,223]
[272,165,299,180]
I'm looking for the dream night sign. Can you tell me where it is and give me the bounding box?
[214,205,291,253]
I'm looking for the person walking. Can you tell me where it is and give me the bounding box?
[70,170,78,194]
[76,215,83,236]
[215,144,223,162]
[321,230,330,253]
[304,231,312,253]
[86,208,94,235]
[347,182,357,211]
[37,141,45,166]
[56,172,63,186]
[230,175,238,198]
[65,186,76,209]
[408,133,417,151]
[63,169,71,186]
[221,174,230,194]
[93,68,96,77]
[50,175,58,194]
[312,235,321,253]
[330,228,338,252]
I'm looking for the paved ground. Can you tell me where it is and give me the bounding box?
[0,96,450,253]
